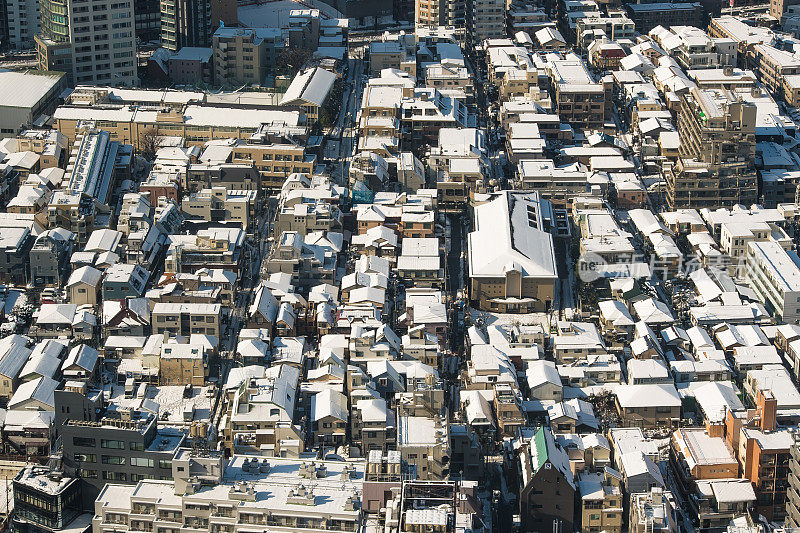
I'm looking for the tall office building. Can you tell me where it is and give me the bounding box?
[160,0,237,51]
[666,87,758,209]
[134,0,160,43]
[36,0,137,86]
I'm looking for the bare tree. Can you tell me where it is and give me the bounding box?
[277,48,313,76]
[139,128,162,161]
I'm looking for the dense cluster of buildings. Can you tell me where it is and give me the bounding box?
[4,0,800,531]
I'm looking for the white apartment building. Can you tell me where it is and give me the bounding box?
[745,240,800,324]
[6,0,40,49]
[576,17,635,51]
[650,25,736,71]
[468,0,505,43]
[37,0,137,86]
[92,450,365,533]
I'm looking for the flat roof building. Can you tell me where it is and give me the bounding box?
[0,70,67,139]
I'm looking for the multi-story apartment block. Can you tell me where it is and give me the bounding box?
[151,302,223,338]
[416,0,446,27]
[159,341,209,386]
[222,364,304,456]
[185,163,261,193]
[745,240,800,324]
[230,142,316,191]
[47,129,132,246]
[351,398,395,455]
[53,104,306,151]
[11,129,69,169]
[629,488,678,532]
[667,87,757,209]
[265,231,337,291]
[134,0,160,42]
[30,228,74,286]
[626,3,703,33]
[273,200,343,237]
[212,27,285,87]
[367,34,416,77]
[12,466,83,533]
[786,431,800,528]
[153,269,237,306]
[670,428,754,530]
[160,0,237,51]
[467,0,506,43]
[92,451,364,533]
[164,227,246,273]
[576,17,635,49]
[36,0,137,86]
[181,187,258,230]
[413,0,465,26]
[5,0,40,50]
[397,413,450,480]
[578,470,623,533]
[288,9,320,49]
[724,389,792,522]
[56,385,184,508]
[547,55,611,130]
[651,25,735,71]
[750,44,800,105]
[424,60,473,97]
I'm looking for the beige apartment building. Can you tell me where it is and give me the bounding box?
[159,342,208,386]
[579,471,624,533]
[151,303,223,338]
[274,201,343,237]
[749,44,800,106]
[667,87,758,209]
[230,142,316,191]
[397,414,450,479]
[368,37,416,77]
[11,130,68,169]
[53,105,305,150]
[548,56,612,130]
[181,186,257,230]
[416,0,465,27]
[212,27,285,86]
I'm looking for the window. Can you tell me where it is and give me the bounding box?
[130,442,145,451]
[102,455,125,465]
[73,436,96,447]
[101,439,125,449]
[74,453,96,463]
[102,471,127,481]
[131,457,154,468]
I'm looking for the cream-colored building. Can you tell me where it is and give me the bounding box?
[159,342,208,386]
[53,105,306,150]
[468,191,557,313]
[668,87,757,209]
[212,27,285,86]
[181,187,257,230]
[231,142,316,191]
[151,303,223,338]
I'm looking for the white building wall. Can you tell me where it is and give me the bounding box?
[68,0,137,86]
[6,0,40,50]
